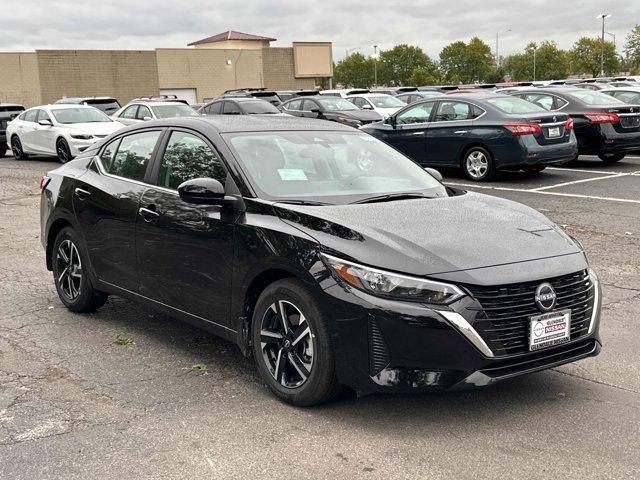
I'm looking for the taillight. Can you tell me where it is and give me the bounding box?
[503,123,543,136]
[39,175,51,190]
[565,118,574,131]
[583,112,620,124]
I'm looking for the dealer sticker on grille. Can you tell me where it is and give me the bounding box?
[529,309,571,351]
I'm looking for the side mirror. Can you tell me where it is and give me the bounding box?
[310,108,321,114]
[38,119,53,127]
[361,104,373,110]
[142,116,153,121]
[178,178,225,205]
[424,167,443,182]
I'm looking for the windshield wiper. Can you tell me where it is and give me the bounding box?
[350,192,428,204]
[276,199,331,206]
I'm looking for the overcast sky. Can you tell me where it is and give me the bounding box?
[3,0,637,60]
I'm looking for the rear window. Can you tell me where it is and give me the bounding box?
[85,99,121,114]
[0,105,24,113]
[487,96,546,114]
[569,90,626,106]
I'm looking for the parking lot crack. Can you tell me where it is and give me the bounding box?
[551,369,640,396]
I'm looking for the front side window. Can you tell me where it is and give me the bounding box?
[110,131,161,181]
[151,104,200,119]
[52,107,112,124]
[222,102,241,115]
[37,110,52,123]
[205,102,223,114]
[368,96,405,108]
[568,90,625,106]
[225,131,445,204]
[136,105,152,120]
[285,99,302,111]
[614,91,640,104]
[349,97,368,108]
[120,105,138,119]
[23,110,38,122]
[396,103,434,124]
[99,138,120,171]
[316,98,359,111]
[156,131,226,189]
[301,99,319,111]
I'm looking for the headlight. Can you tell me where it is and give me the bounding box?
[70,134,94,140]
[321,253,465,305]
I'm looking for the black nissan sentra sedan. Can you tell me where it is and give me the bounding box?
[40,116,602,406]
[360,93,578,181]
[509,88,640,163]
[280,96,382,128]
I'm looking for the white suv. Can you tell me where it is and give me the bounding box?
[345,93,405,118]
[7,104,124,163]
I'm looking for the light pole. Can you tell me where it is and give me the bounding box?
[373,45,378,87]
[495,28,511,67]
[596,13,611,77]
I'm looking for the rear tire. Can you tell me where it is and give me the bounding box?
[52,227,108,313]
[462,146,495,181]
[251,278,341,407]
[56,138,72,163]
[597,152,625,163]
[11,135,29,160]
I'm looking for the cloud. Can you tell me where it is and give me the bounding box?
[2,0,637,60]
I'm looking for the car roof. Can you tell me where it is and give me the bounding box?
[126,101,188,107]
[211,97,271,103]
[601,86,640,93]
[0,103,24,108]
[34,104,98,110]
[58,96,117,101]
[347,93,395,98]
[125,115,355,134]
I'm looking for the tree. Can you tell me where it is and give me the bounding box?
[378,44,438,86]
[407,67,440,86]
[333,53,375,88]
[624,24,640,73]
[439,37,496,83]
[570,37,620,77]
[503,41,569,81]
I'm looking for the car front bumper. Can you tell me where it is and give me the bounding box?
[315,262,602,396]
[67,137,101,156]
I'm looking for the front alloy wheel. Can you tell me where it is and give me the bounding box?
[260,300,314,388]
[56,139,72,163]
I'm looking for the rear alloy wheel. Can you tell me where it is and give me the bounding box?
[52,227,108,312]
[597,152,625,163]
[251,279,340,406]
[11,136,29,160]
[56,139,72,163]
[463,146,494,181]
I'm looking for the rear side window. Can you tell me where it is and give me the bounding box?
[110,131,161,181]
[434,101,479,121]
[156,131,226,189]
[614,91,640,103]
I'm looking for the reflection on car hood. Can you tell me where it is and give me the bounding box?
[276,191,582,277]
[64,122,125,136]
[331,110,383,121]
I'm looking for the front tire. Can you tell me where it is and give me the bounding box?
[52,227,108,312]
[11,135,29,160]
[598,152,625,163]
[251,279,340,407]
[56,138,72,163]
[462,146,495,181]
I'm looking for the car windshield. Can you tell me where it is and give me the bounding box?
[151,104,200,119]
[487,96,546,114]
[569,90,626,105]
[51,108,112,124]
[316,98,359,111]
[368,96,405,108]
[242,100,280,114]
[225,131,446,204]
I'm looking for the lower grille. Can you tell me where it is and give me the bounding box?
[466,270,594,357]
[367,318,390,376]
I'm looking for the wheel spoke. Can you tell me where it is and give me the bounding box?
[288,352,310,381]
[291,325,310,347]
[274,349,285,385]
[57,267,69,283]
[260,329,282,347]
[58,246,69,263]
[277,300,290,334]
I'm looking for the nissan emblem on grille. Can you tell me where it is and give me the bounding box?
[535,283,557,311]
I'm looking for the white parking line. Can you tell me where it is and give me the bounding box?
[547,167,627,175]
[531,173,631,191]
[445,182,640,204]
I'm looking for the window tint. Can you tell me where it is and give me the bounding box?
[23,110,38,122]
[156,131,226,189]
[396,103,434,124]
[136,105,152,120]
[286,99,302,110]
[569,90,625,106]
[614,91,640,103]
[434,101,478,121]
[207,102,223,114]
[110,131,161,181]
[222,101,241,115]
[100,138,120,171]
[523,94,554,111]
[350,97,367,108]
[120,105,138,119]
[301,99,318,111]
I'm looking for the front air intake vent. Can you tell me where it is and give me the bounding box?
[368,318,390,376]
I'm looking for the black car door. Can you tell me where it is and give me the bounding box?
[135,128,235,327]
[381,102,435,164]
[427,100,482,165]
[73,129,164,291]
[300,99,321,119]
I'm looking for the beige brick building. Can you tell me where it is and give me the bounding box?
[0,31,333,107]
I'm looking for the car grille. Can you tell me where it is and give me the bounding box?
[367,317,390,376]
[466,270,594,357]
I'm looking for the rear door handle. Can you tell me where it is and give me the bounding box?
[74,187,91,200]
[138,206,159,222]
[411,131,426,136]
[454,130,468,134]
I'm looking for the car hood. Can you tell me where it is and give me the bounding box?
[331,110,383,121]
[64,122,124,135]
[276,191,582,278]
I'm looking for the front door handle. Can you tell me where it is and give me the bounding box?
[454,130,468,134]
[74,187,91,200]
[411,131,426,136]
[138,206,159,222]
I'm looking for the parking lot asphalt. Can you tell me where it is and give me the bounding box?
[1,152,639,480]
